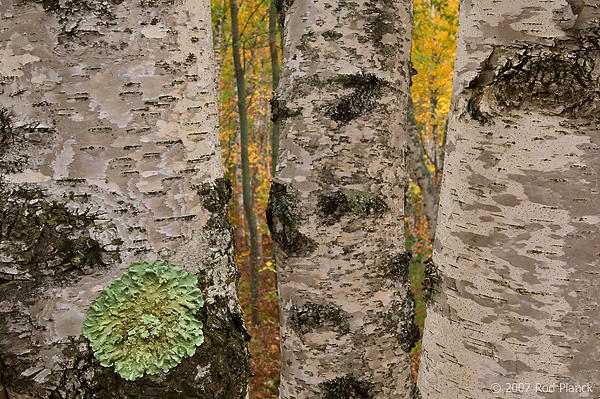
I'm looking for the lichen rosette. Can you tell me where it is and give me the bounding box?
[82,260,204,380]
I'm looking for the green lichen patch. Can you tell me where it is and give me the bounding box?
[323,73,389,126]
[320,375,373,399]
[266,182,317,257]
[0,185,109,279]
[82,260,204,381]
[289,302,350,336]
[318,189,389,225]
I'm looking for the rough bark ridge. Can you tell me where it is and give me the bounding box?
[0,0,250,397]
[270,0,415,397]
[417,1,600,398]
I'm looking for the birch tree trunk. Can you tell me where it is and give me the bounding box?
[268,0,416,397]
[417,1,600,398]
[0,0,250,397]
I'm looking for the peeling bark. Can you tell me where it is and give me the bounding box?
[417,1,600,398]
[271,0,415,397]
[0,1,250,397]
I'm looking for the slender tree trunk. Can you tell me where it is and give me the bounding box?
[229,0,261,326]
[268,0,416,397]
[269,0,280,176]
[417,1,600,398]
[268,0,280,291]
[0,0,250,397]
[407,94,439,241]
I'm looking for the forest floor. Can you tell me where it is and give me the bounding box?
[237,236,426,398]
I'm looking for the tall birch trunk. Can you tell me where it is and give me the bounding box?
[417,1,600,398]
[268,0,416,397]
[0,0,250,397]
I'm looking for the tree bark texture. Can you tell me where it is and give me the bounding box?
[417,1,600,398]
[0,0,250,397]
[268,0,416,397]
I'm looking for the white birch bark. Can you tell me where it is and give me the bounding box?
[417,1,600,398]
[269,0,416,397]
[0,0,250,397]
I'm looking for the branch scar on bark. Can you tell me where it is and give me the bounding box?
[466,45,599,124]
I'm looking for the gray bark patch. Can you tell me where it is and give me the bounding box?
[266,182,316,257]
[320,375,373,399]
[289,302,350,336]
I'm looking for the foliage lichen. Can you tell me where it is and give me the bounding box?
[82,260,204,381]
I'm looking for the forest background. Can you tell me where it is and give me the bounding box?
[212,0,459,396]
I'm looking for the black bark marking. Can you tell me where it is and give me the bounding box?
[410,385,422,399]
[270,96,302,124]
[322,30,342,41]
[324,73,389,126]
[317,189,389,225]
[320,375,373,399]
[196,177,232,214]
[364,0,399,59]
[422,257,442,305]
[274,0,294,29]
[0,108,13,148]
[383,295,419,352]
[385,252,412,282]
[0,186,112,281]
[266,182,316,256]
[0,109,57,174]
[289,302,350,336]
[467,46,599,124]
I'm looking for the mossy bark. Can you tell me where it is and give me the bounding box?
[271,0,415,397]
[0,0,250,397]
[417,1,600,398]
